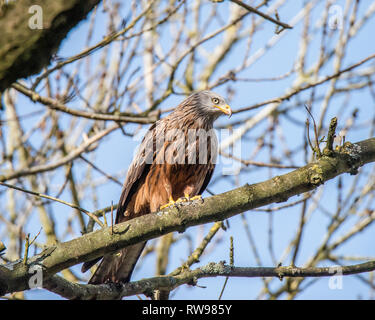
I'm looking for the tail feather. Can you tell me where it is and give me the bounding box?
[81,257,102,273]
[88,241,147,284]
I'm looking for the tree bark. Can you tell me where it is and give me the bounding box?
[0,137,374,296]
[0,0,101,92]
[41,259,375,300]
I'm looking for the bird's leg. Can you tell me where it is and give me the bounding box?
[160,195,177,210]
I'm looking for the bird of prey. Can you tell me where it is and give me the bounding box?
[82,90,232,284]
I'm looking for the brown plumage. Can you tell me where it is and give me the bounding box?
[82,90,231,284]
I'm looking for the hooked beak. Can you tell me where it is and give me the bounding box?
[214,104,232,118]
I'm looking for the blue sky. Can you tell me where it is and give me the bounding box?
[5,0,375,300]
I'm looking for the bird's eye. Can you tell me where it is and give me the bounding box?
[212,97,220,104]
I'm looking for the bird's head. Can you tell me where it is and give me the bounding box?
[173,90,232,125]
[197,90,232,119]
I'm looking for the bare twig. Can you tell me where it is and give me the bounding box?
[12,83,158,124]
[305,105,322,157]
[323,117,338,155]
[0,181,104,227]
[218,236,233,300]
[229,0,292,30]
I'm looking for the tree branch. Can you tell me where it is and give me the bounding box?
[0,124,118,182]
[0,0,101,91]
[11,82,159,124]
[1,137,374,296]
[229,0,292,31]
[43,259,375,300]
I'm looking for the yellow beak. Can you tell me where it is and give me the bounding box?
[214,104,232,117]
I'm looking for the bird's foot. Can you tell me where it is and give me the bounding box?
[179,194,204,204]
[177,194,203,203]
[175,196,189,204]
[189,195,203,202]
[160,195,203,210]
[160,196,181,210]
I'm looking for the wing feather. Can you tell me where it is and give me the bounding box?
[198,129,217,195]
[115,122,158,223]
[81,122,157,273]
[198,162,215,195]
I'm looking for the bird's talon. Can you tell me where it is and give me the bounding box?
[188,195,203,204]
[160,195,203,210]
[160,196,177,210]
[175,197,188,203]
[189,195,203,201]
[160,203,174,210]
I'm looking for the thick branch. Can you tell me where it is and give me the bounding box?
[0,0,101,91]
[1,137,374,296]
[43,260,375,299]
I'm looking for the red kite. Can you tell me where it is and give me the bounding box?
[82,90,231,284]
